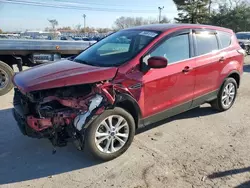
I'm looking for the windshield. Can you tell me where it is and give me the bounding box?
[74,30,160,67]
[236,33,250,40]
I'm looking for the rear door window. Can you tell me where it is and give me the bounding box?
[217,31,232,49]
[195,32,219,56]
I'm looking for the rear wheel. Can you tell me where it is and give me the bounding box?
[211,78,237,111]
[246,45,250,55]
[85,107,135,161]
[0,61,14,96]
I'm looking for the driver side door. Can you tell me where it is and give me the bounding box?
[141,30,196,125]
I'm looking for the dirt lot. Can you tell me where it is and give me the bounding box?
[1,58,250,188]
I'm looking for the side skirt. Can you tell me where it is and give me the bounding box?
[191,89,219,108]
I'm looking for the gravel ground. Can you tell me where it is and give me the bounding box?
[1,58,250,188]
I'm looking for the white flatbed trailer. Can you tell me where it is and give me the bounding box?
[0,39,95,96]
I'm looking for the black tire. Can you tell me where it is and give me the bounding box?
[84,107,135,161]
[246,46,250,55]
[211,77,238,112]
[0,61,14,96]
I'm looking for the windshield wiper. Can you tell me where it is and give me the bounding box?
[74,59,101,67]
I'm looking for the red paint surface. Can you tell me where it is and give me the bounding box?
[27,112,77,131]
[14,24,244,122]
[13,59,117,92]
[27,116,53,131]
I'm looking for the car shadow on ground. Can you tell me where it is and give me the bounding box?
[208,166,250,188]
[244,64,250,73]
[137,105,217,134]
[0,105,217,185]
[0,108,101,185]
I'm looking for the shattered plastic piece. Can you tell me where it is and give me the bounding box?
[74,94,103,131]
[52,148,56,155]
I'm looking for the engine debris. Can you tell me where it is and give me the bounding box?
[74,94,103,131]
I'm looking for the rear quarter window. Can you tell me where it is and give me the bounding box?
[217,31,232,49]
[195,33,219,56]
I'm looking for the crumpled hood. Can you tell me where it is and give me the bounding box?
[13,59,118,92]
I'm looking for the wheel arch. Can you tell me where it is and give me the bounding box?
[0,55,18,68]
[114,93,142,129]
[226,70,241,88]
[0,55,25,71]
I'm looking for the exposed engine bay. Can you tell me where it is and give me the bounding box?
[13,82,118,150]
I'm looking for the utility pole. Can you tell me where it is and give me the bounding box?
[83,14,86,33]
[158,6,164,23]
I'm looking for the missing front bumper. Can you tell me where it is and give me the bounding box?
[12,107,44,138]
[12,108,27,136]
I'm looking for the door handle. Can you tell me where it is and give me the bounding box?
[182,66,191,73]
[219,56,225,62]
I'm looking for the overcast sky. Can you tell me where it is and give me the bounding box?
[0,0,178,32]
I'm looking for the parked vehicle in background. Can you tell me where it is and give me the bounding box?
[82,37,91,41]
[72,36,82,41]
[91,36,104,42]
[60,36,74,40]
[236,32,250,55]
[0,39,95,96]
[12,24,244,161]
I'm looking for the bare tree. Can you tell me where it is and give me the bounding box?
[160,16,171,23]
[44,27,51,32]
[57,26,72,30]
[48,19,58,38]
[113,16,170,30]
[215,0,244,8]
[96,28,112,33]
[74,24,82,33]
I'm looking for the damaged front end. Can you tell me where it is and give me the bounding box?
[12,82,116,150]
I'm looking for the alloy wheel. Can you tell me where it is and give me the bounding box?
[221,82,236,108]
[95,115,129,154]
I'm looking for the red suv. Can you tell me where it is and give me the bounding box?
[12,24,244,161]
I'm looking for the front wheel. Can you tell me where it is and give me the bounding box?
[0,61,14,96]
[84,107,135,161]
[211,78,237,112]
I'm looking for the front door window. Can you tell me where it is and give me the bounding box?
[145,34,190,65]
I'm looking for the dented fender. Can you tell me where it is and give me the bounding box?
[24,81,139,133]
[74,82,138,131]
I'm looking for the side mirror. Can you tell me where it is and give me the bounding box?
[148,56,168,69]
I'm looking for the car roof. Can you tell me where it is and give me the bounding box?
[236,32,250,34]
[124,24,233,33]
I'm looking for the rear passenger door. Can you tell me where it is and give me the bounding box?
[192,29,225,106]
